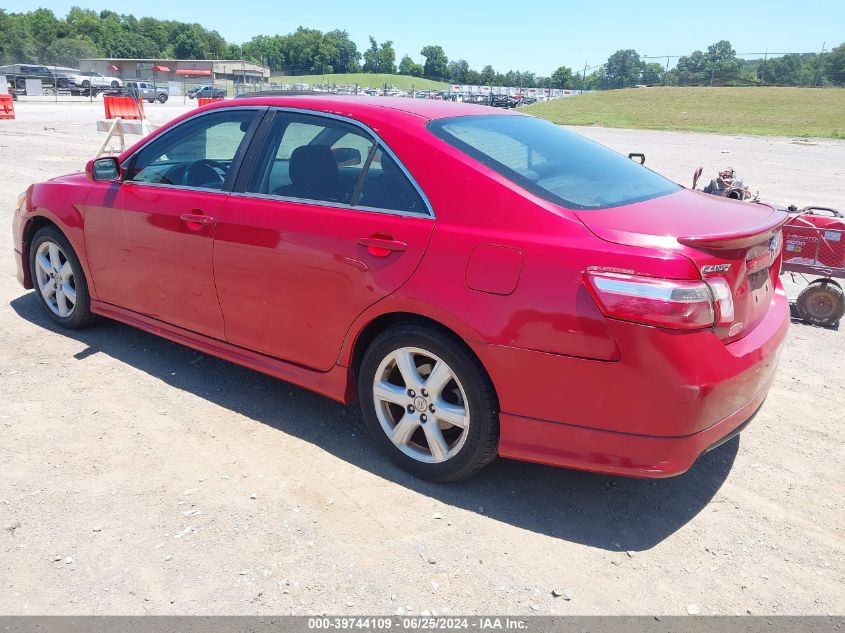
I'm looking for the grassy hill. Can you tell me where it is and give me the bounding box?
[525,87,845,139]
[271,73,448,92]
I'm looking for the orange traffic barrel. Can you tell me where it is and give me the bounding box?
[0,94,15,120]
[104,95,145,120]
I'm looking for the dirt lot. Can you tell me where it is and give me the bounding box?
[0,100,843,616]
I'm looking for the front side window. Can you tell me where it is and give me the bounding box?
[127,109,256,190]
[428,115,679,210]
[246,111,428,214]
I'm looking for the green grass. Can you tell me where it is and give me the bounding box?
[270,72,448,92]
[525,87,845,139]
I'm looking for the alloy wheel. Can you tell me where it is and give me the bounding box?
[34,240,76,318]
[372,346,470,463]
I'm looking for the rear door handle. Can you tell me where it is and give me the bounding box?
[358,235,408,257]
[180,212,215,226]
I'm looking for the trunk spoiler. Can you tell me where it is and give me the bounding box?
[677,207,790,250]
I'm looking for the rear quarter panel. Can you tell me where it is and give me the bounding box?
[339,117,701,364]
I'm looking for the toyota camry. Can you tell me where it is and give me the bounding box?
[12,96,789,482]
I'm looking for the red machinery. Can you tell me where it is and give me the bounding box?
[782,207,845,327]
[691,165,844,328]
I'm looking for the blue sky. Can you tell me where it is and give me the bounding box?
[6,0,844,74]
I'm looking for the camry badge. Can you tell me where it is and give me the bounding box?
[702,263,731,274]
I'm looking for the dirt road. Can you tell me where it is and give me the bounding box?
[0,101,842,615]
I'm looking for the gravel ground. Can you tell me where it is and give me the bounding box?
[0,100,843,616]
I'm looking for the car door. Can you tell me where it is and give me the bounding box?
[213,109,435,371]
[84,107,264,339]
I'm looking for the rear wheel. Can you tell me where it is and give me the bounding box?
[110,80,120,89]
[797,279,844,327]
[358,324,499,482]
[29,226,98,330]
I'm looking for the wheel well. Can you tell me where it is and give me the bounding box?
[348,312,497,403]
[20,216,62,286]
[23,216,61,252]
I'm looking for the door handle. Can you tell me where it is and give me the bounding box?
[358,235,408,257]
[180,212,215,226]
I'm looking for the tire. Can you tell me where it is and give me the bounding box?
[57,78,68,89]
[111,80,120,89]
[146,98,154,103]
[187,94,195,100]
[157,94,168,103]
[16,77,25,89]
[796,279,845,327]
[81,80,90,89]
[28,226,98,330]
[358,323,499,482]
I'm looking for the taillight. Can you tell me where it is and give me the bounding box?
[705,276,734,326]
[585,271,719,330]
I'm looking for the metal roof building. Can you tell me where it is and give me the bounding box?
[78,58,270,85]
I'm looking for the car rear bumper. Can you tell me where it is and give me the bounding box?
[497,377,771,477]
[477,285,789,477]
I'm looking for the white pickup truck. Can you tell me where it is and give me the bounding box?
[125,81,169,103]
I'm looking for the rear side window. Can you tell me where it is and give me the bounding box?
[428,115,679,210]
[246,112,375,204]
[246,111,429,214]
[357,148,428,214]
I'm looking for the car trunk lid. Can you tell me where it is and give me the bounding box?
[574,189,789,342]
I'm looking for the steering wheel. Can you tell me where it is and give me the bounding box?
[182,159,229,188]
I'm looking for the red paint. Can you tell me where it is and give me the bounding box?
[83,182,227,339]
[465,245,523,295]
[13,96,789,478]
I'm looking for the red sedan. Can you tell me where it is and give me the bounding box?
[12,96,789,482]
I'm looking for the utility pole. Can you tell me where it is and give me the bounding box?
[664,53,670,85]
[762,47,768,85]
[814,42,826,87]
[581,60,588,93]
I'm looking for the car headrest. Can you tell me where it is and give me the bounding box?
[289,145,340,190]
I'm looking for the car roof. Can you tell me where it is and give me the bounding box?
[226,95,521,122]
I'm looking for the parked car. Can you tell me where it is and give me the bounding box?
[0,64,55,90]
[125,81,169,103]
[187,85,226,99]
[12,97,789,482]
[77,71,122,90]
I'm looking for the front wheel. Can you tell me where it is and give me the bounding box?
[797,279,845,327]
[358,324,499,482]
[157,94,168,103]
[29,226,98,329]
[111,80,120,89]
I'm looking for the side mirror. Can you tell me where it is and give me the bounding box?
[628,152,646,165]
[86,157,121,182]
[332,147,362,167]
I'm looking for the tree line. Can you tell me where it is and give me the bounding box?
[1,8,843,89]
[585,41,845,89]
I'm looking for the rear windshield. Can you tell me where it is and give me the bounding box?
[427,115,679,210]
